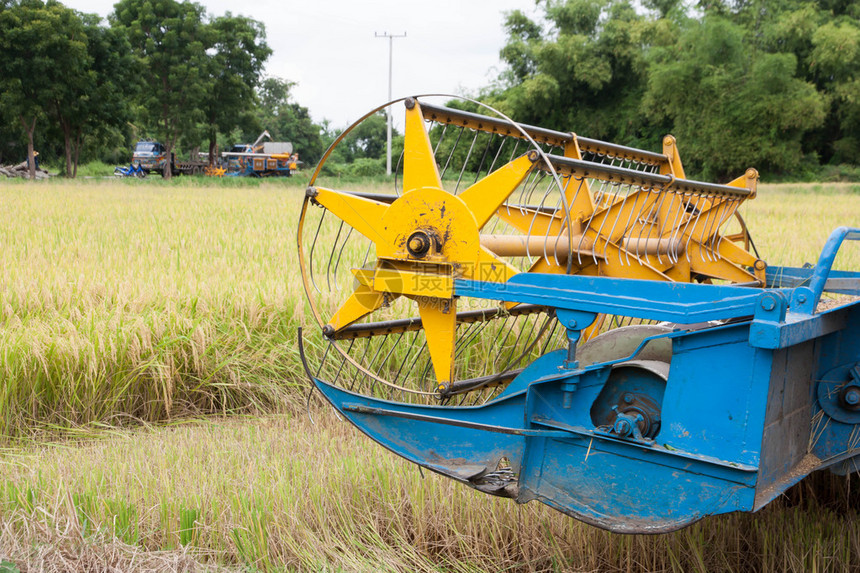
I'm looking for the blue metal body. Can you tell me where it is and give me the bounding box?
[303,227,860,533]
[223,154,292,178]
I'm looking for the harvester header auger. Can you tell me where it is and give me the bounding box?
[298,96,860,533]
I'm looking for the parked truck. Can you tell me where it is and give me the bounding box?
[131,140,209,176]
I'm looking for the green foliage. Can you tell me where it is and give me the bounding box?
[200,14,271,161]
[253,76,324,165]
[493,0,661,147]
[111,0,210,176]
[348,157,385,177]
[644,16,825,178]
[488,0,855,179]
[0,0,89,175]
[317,112,395,175]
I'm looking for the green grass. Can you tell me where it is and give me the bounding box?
[0,179,858,437]
[1,411,857,572]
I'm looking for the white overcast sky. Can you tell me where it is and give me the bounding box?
[62,0,538,129]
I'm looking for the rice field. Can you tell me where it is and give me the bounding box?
[0,178,859,571]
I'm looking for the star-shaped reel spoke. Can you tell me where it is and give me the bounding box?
[305,97,541,393]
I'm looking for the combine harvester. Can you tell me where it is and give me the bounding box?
[221,130,297,177]
[297,96,860,533]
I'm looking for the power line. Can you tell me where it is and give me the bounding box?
[375,31,406,176]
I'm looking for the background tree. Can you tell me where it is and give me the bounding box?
[492,0,660,146]
[46,11,136,177]
[644,16,825,178]
[111,0,209,177]
[0,0,89,179]
[491,0,834,179]
[201,13,270,165]
[254,77,324,165]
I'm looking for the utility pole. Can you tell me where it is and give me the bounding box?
[375,31,406,176]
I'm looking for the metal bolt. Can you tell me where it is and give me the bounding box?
[615,418,632,436]
[405,97,416,110]
[841,385,860,409]
[567,318,577,329]
[322,325,335,338]
[527,150,539,162]
[797,293,807,304]
[406,231,431,258]
[623,393,634,404]
[760,296,776,312]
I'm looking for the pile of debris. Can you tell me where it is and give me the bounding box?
[0,160,54,180]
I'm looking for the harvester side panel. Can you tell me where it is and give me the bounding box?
[755,341,816,509]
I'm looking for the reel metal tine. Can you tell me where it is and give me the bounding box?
[522,165,544,207]
[452,319,486,360]
[540,316,560,355]
[325,219,346,292]
[547,180,569,266]
[565,176,590,267]
[474,132,494,184]
[360,239,374,268]
[595,181,623,262]
[440,125,464,181]
[455,128,480,194]
[390,331,422,385]
[335,339,356,391]
[349,337,374,391]
[432,122,448,156]
[308,207,327,294]
[650,185,673,265]
[488,315,514,368]
[316,339,332,377]
[711,197,739,257]
[394,148,405,196]
[366,333,391,378]
[621,183,643,265]
[645,185,664,260]
[700,194,721,262]
[689,192,712,263]
[399,336,429,388]
[331,225,354,285]
[508,139,521,163]
[669,191,692,264]
[488,133,506,175]
[682,193,707,263]
[615,183,644,265]
[503,314,538,370]
[630,186,650,262]
[631,183,656,264]
[665,190,687,264]
[531,174,562,264]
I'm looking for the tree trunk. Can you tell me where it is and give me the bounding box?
[163,147,173,178]
[19,115,36,181]
[161,105,172,179]
[73,129,82,179]
[208,127,217,167]
[62,119,73,178]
